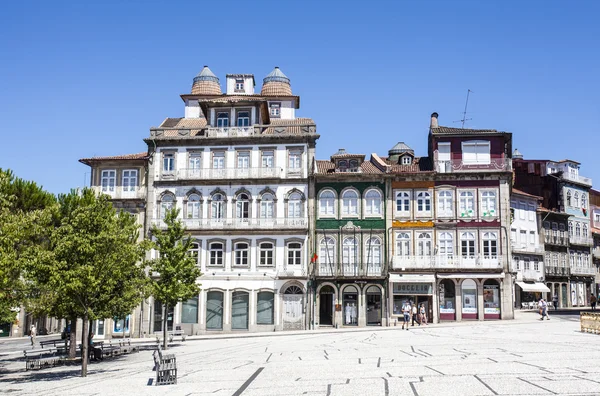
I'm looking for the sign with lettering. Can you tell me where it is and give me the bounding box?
[392,283,433,295]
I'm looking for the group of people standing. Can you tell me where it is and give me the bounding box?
[401,301,428,330]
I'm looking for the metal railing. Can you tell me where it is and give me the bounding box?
[391,255,503,270]
[152,217,308,230]
[94,186,146,199]
[178,167,284,180]
[569,236,593,246]
[570,266,597,276]
[435,158,512,173]
[206,126,255,137]
[545,266,570,276]
[560,172,592,186]
[315,262,384,277]
[542,231,569,246]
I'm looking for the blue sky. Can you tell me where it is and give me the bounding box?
[1,1,598,194]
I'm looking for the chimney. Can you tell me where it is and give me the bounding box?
[430,112,439,128]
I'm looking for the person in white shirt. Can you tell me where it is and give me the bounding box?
[401,302,411,330]
[411,304,419,326]
[538,298,549,320]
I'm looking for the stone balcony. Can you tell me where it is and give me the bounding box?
[206,126,255,137]
[152,217,308,230]
[315,263,384,277]
[390,255,503,271]
[545,265,570,277]
[542,231,569,247]
[519,268,544,282]
[560,172,592,187]
[569,236,593,246]
[159,166,304,181]
[93,186,146,200]
[511,243,544,255]
[434,158,512,174]
[570,266,597,276]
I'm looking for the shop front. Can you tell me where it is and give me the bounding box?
[516,281,550,308]
[483,280,501,320]
[461,279,478,320]
[389,274,435,324]
[438,279,456,321]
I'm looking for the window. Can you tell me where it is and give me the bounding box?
[341,189,359,216]
[318,190,336,216]
[365,237,381,266]
[481,191,497,217]
[342,237,358,266]
[583,224,588,237]
[528,204,535,221]
[288,192,302,218]
[319,237,336,265]
[569,221,573,236]
[235,79,244,91]
[396,191,410,214]
[211,193,225,219]
[582,194,587,209]
[575,222,581,237]
[216,112,229,128]
[529,231,535,245]
[439,232,454,257]
[513,256,520,270]
[533,261,539,271]
[269,102,280,117]
[237,111,250,127]
[520,230,526,245]
[181,296,198,324]
[416,192,431,212]
[288,151,302,170]
[260,193,274,219]
[237,151,250,169]
[187,194,201,219]
[365,189,382,216]
[122,170,137,192]
[209,242,224,266]
[163,153,175,172]
[188,152,201,170]
[262,150,274,168]
[518,202,526,220]
[566,190,572,206]
[188,242,200,264]
[461,140,490,164]
[460,232,475,258]
[101,170,116,192]
[510,228,516,244]
[234,242,249,266]
[574,192,579,208]
[482,232,498,258]
[459,191,475,217]
[524,257,530,270]
[258,242,274,266]
[396,233,411,257]
[236,193,250,219]
[438,191,453,217]
[231,291,249,330]
[417,233,432,256]
[212,151,225,169]
[287,242,302,266]
[256,292,274,325]
[206,291,223,330]
[160,194,175,219]
[401,156,412,165]
[570,252,575,266]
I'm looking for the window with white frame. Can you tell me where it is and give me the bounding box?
[163,153,175,172]
[288,151,302,170]
[269,102,280,117]
[342,237,358,267]
[287,242,302,266]
[510,228,516,244]
[460,232,476,258]
[529,231,535,245]
[519,230,526,246]
[319,237,336,266]
[519,202,526,220]
[235,79,244,91]
[583,224,588,237]
[122,170,137,192]
[401,156,412,165]
[396,233,411,257]
[570,252,575,266]
[416,191,431,212]
[582,194,587,209]
[188,242,200,265]
[211,193,225,219]
[234,242,249,267]
[439,232,454,257]
[160,194,175,219]
[554,253,560,268]
[216,112,229,128]
[237,151,250,169]
[188,152,201,170]
[258,242,274,266]
[575,222,581,237]
[482,232,498,258]
[341,189,359,216]
[438,190,453,217]
[364,189,382,216]
[533,261,539,271]
[236,193,250,219]
[318,190,336,217]
[417,232,432,256]
[574,192,579,208]
[528,204,535,221]
[595,212,600,223]
[262,150,274,168]
[187,194,201,219]
[237,111,250,127]
[481,191,497,217]
[569,221,573,236]
[524,257,530,270]
[461,140,490,165]
[288,192,302,218]
[208,242,224,266]
[566,190,572,206]
[459,191,475,217]
[260,193,274,219]
[513,256,520,270]
[365,237,381,267]
[396,191,410,214]
[212,151,225,169]
[101,170,116,192]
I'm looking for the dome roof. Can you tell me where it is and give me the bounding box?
[191,66,222,95]
[388,142,414,156]
[261,67,292,96]
[513,148,523,159]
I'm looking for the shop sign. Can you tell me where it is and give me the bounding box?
[393,283,432,295]
[484,307,500,314]
[440,308,455,314]
[462,307,477,314]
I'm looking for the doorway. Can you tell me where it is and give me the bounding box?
[366,286,382,326]
[319,286,334,326]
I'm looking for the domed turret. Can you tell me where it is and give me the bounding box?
[261,67,292,96]
[513,148,523,160]
[191,66,222,95]
[388,142,414,164]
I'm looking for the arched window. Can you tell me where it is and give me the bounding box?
[459,191,475,217]
[231,291,249,330]
[396,233,411,257]
[187,193,201,219]
[342,237,358,266]
[206,291,223,330]
[188,241,200,264]
[341,189,359,216]
[319,237,336,275]
[160,193,175,219]
[318,190,336,216]
[460,232,475,258]
[574,192,580,208]
[569,221,573,236]
[396,191,410,213]
[256,291,274,325]
[233,242,250,267]
[288,192,303,218]
[566,190,572,206]
[211,193,225,219]
[583,224,588,237]
[260,193,274,219]
[365,237,381,269]
[439,232,454,257]
[236,193,250,219]
[482,191,497,216]
[575,223,581,237]
[438,191,453,217]
[258,242,274,266]
[416,192,431,212]
[365,189,382,216]
[417,233,432,256]
[582,194,587,209]
[483,232,498,258]
[208,242,224,266]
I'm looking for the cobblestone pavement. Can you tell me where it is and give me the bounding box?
[1,311,599,396]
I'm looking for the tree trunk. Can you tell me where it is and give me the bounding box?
[81,314,88,377]
[68,317,77,359]
[162,303,168,350]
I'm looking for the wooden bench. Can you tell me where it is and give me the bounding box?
[153,345,177,385]
[40,338,69,355]
[114,338,139,354]
[24,347,64,371]
[154,330,187,344]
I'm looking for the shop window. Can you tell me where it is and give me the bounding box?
[231,291,249,330]
[439,280,456,319]
[206,291,223,330]
[483,280,500,317]
[113,315,131,334]
[256,292,274,325]
[461,279,478,318]
[342,286,358,326]
[181,296,199,324]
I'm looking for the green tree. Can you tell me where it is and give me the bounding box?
[149,208,201,349]
[35,188,148,376]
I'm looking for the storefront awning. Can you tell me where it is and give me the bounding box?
[437,273,505,279]
[516,281,550,293]
[389,274,435,283]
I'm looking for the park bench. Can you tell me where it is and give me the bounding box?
[154,329,187,344]
[39,338,69,354]
[153,344,177,385]
[24,347,64,371]
[114,338,140,354]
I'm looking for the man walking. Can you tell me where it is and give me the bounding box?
[552,294,559,310]
[411,303,419,326]
[401,301,411,330]
[29,325,36,347]
[591,294,597,311]
[539,298,549,320]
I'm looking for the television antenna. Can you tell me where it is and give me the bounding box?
[453,89,473,128]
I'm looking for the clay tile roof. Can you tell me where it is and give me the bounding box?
[261,118,316,135]
[316,160,335,174]
[314,160,383,175]
[79,152,148,166]
[382,156,433,173]
[159,117,207,129]
[261,67,292,96]
[431,126,500,135]
[512,188,542,200]
[191,66,222,95]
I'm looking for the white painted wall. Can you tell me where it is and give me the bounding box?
[279,101,295,119]
[184,100,201,118]
[226,75,255,95]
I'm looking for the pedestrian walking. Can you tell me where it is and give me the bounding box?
[552,294,559,310]
[411,303,419,326]
[29,325,36,346]
[401,301,411,330]
[419,303,428,325]
[591,294,597,311]
[538,298,549,320]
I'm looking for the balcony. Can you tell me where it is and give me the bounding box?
[152,217,308,230]
[315,263,384,277]
[277,267,306,278]
[560,172,592,187]
[206,126,255,137]
[593,247,600,260]
[511,243,544,255]
[435,158,512,173]
[94,186,145,200]
[545,266,570,277]
[569,236,593,246]
[178,167,284,180]
[542,231,569,247]
[520,269,544,282]
[570,266,597,276]
[390,255,503,270]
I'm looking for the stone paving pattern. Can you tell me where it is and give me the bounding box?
[1,312,599,395]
